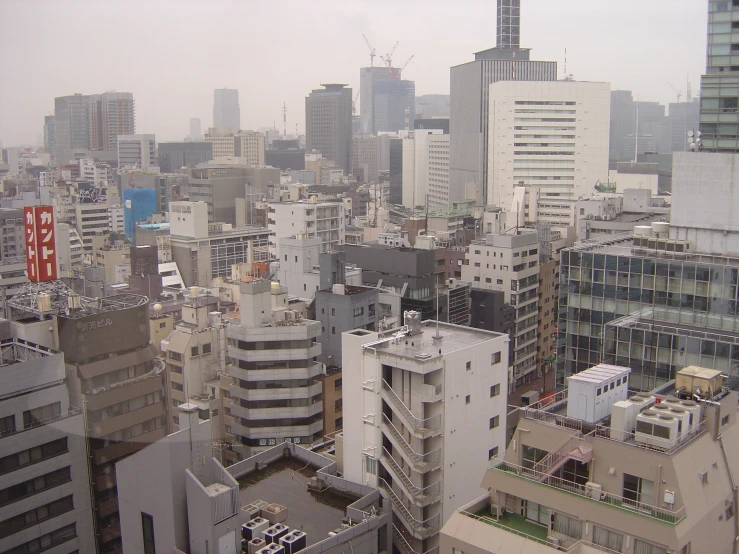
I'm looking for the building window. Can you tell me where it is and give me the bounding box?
[169,351,182,362]
[172,382,184,392]
[623,473,654,505]
[159,321,167,329]
[552,512,582,539]
[490,384,500,397]
[6,523,76,554]
[335,399,342,410]
[727,503,735,521]
[331,308,336,315]
[0,466,71,507]
[488,446,499,459]
[335,378,342,390]
[453,548,466,554]
[173,416,179,425]
[485,278,492,283]
[522,445,548,469]
[466,361,471,370]
[593,526,623,552]
[191,346,199,357]
[722,414,730,427]
[23,402,61,427]
[202,343,212,355]
[465,395,471,405]
[0,438,67,476]
[335,417,343,429]
[491,352,501,365]
[473,276,480,282]
[142,512,156,554]
[0,495,75,539]
[332,327,336,334]
[489,416,499,429]
[0,415,15,435]
[633,539,668,554]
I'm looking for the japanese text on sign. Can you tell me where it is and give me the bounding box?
[23,206,57,282]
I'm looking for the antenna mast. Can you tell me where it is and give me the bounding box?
[283,102,287,138]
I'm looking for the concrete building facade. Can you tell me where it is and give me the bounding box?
[158,141,213,173]
[117,134,157,169]
[352,134,380,184]
[401,130,450,209]
[342,316,510,554]
[268,201,345,259]
[235,130,266,167]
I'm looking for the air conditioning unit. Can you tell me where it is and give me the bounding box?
[256,544,285,554]
[585,482,602,500]
[249,538,266,554]
[242,518,270,541]
[264,524,289,545]
[546,536,561,548]
[280,531,308,554]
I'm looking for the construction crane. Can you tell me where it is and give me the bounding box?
[667,82,682,104]
[352,90,360,116]
[399,55,415,72]
[362,34,376,67]
[381,41,400,68]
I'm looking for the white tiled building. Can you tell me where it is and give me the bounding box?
[268,201,345,259]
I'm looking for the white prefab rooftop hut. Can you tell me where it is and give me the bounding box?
[566,364,631,423]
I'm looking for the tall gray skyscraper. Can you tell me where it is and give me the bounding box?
[374,78,415,132]
[189,117,202,140]
[669,99,700,152]
[54,94,92,163]
[213,88,240,132]
[359,66,393,134]
[44,115,56,154]
[305,83,352,173]
[700,1,739,152]
[449,0,556,205]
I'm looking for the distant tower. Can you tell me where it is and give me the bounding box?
[189,118,202,140]
[496,0,521,49]
[213,89,241,133]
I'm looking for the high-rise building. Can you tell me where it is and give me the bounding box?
[226,280,323,457]
[374,78,416,133]
[415,94,450,119]
[360,66,393,134]
[557,152,739,391]
[462,229,540,388]
[117,134,157,169]
[401,129,450,209]
[449,1,557,205]
[44,115,56,154]
[0,338,96,553]
[268,201,345,259]
[669,99,700,152]
[213,88,240,133]
[97,92,135,152]
[54,94,92,163]
[189,117,202,140]
[487,80,610,225]
[6,285,166,554]
[389,137,403,205]
[609,90,635,163]
[700,1,739,152]
[305,84,352,173]
[158,141,213,173]
[342,314,510,554]
[235,130,265,166]
[352,134,380,183]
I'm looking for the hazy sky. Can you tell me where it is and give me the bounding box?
[0,0,707,146]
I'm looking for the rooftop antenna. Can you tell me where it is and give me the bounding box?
[564,48,566,80]
[283,102,287,138]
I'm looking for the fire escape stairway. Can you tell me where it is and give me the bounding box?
[532,435,592,482]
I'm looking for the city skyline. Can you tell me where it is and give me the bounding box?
[0,0,706,145]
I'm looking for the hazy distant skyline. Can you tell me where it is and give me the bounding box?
[0,0,706,146]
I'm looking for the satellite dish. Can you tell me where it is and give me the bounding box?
[687,130,694,138]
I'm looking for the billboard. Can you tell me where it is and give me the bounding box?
[24,206,58,282]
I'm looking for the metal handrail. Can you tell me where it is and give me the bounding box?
[0,407,82,439]
[489,459,686,525]
[392,525,439,554]
[460,511,554,549]
[382,414,441,466]
[381,447,441,500]
[593,419,707,456]
[378,478,440,535]
[381,380,441,432]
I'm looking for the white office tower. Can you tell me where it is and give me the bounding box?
[342,313,509,553]
[117,134,157,169]
[401,130,450,209]
[487,81,610,226]
[189,117,202,141]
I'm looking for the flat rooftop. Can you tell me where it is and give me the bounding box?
[360,320,504,361]
[238,458,357,546]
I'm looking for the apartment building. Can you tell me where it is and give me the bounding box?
[6,285,165,554]
[204,127,237,158]
[0,339,95,553]
[75,203,111,252]
[442,364,739,554]
[268,201,345,259]
[461,230,540,389]
[342,314,509,554]
[226,280,323,458]
[160,288,227,441]
[537,258,557,382]
[352,134,380,184]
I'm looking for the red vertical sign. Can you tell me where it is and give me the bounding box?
[23,206,57,282]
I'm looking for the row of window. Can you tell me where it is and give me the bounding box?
[0,438,68,476]
[0,467,71,508]
[3,523,77,554]
[0,495,74,539]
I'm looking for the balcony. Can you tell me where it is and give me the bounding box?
[378,478,441,539]
[381,414,441,471]
[0,407,82,439]
[381,380,441,438]
[100,522,121,543]
[97,496,119,519]
[381,447,441,507]
[489,460,686,525]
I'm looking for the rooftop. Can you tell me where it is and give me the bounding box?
[359,320,505,362]
[238,457,356,545]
